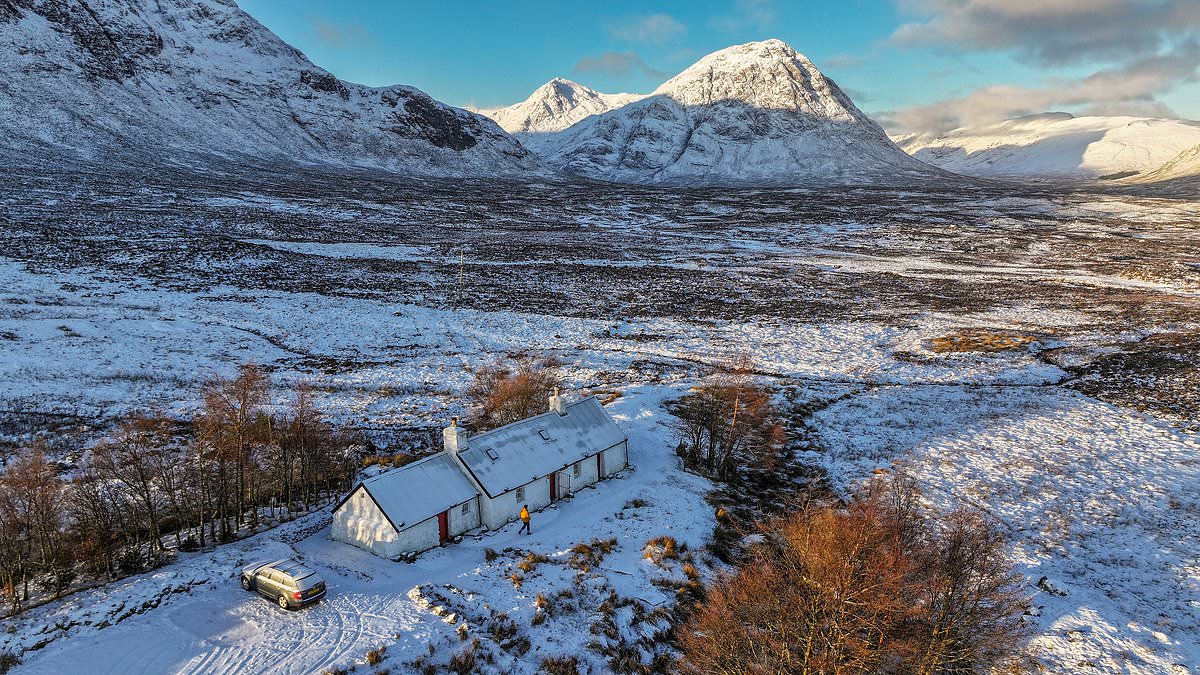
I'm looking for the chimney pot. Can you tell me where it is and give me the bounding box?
[549,387,567,416]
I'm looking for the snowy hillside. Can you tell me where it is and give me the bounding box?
[529,40,942,186]
[475,78,643,135]
[894,114,1200,181]
[1135,142,1200,184]
[0,0,538,176]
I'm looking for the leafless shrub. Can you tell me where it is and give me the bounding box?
[466,357,562,432]
[668,357,785,481]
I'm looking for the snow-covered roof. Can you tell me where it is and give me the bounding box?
[457,396,626,496]
[351,452,479,532]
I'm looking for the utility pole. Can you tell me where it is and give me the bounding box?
[458,250,465,303]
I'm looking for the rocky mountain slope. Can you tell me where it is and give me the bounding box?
[894,114,1200,181]
[524,40,941,186]
[476,78,643,135]
[0,0,537,176]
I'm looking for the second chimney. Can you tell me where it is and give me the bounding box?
[444,417,468,454]
[548,387,566,416]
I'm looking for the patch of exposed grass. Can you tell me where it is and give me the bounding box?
[930,330,1037,353]
[643,535,680,564]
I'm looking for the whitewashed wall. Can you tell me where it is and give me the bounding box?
[481,475,552,530]
[447,497,481,537]
[601,441,629,477]
[560,454,600,496]
[332,487,401,558]
[333,487,480,558]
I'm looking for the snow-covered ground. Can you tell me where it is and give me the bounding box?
[2,173,1198,673]
[5,387,711,674]
[894,114,1200,182]
[814,385,1200,672]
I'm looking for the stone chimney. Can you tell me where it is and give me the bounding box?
[443,417,468,454]
[548,387,567,416]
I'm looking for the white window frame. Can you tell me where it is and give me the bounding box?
[461,502,470,514]
[573,461,581,477]
[515,486,525,502]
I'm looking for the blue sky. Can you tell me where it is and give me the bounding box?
[237,0,1200,132]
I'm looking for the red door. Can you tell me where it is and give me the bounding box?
[437,511,449,544]
[549,473,557,502]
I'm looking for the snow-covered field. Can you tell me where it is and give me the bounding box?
[1,169,1198,673]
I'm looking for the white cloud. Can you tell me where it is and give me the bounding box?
[574,52,671,80]
[710,0,778,32]
[881,43,1200,133]
[885,1,1200,132]
[893,0,1200,66]
[609,14,686,43]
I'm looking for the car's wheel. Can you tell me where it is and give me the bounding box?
[241,576,251,591]
[278,594,290,610]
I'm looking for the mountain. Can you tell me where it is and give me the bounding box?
[476,78,644,135]
[893,114,1200,181]
[0,0,537,176]
[525,40,942,186]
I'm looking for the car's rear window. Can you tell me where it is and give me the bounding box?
[295,574,323,590]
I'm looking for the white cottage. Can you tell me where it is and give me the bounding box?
[332,389,628,559]
[448,390,629,531]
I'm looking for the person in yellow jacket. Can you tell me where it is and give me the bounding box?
[518,505,531,535]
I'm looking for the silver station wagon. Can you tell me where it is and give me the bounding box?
[240,559,327,610]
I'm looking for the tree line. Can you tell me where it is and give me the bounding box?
[0,364,358,614]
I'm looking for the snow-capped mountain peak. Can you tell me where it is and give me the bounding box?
[527,39,941,186]
[478,78,644,134]
[652,39,865,124]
